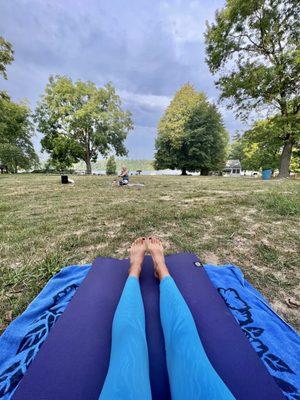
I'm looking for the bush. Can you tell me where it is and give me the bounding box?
[106,156,117,175]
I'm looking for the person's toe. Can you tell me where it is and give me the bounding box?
[135,237,145,247]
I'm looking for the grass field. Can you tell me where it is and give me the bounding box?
[0,174,299,332]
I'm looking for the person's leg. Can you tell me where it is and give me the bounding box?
[99,238,152,400]
[147,237,235,400]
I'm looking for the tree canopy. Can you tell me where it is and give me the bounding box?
[0,36,14,80]
[240,121,281,171]
[230,117,300,172]
[0,94,39,173]
[35,76,133,174]
[155,84,228,175]
[228,131,244,160]
[205,0,300,177]
[45,135,82,172]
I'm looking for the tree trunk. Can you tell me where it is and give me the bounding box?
[85,155,92,174]
[278,141,293,178]
[201,168,209,176]
[85,130,92,174]
[181,167,187,175]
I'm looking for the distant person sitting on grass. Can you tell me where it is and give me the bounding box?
[112,167,144,188]
[118,166,129,186]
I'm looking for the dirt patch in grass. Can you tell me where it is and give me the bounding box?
[271,295,300,331]
[202,251,220,265]
[159,195,173,201]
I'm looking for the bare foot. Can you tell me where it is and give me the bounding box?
[146,237,170,281]
[129,237,146,278]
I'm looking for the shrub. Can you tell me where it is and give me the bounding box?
[106,156,117,175]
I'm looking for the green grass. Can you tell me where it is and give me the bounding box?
[0,174,299,332]
[257,190,300,216]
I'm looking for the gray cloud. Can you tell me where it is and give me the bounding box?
[1,0,246,159]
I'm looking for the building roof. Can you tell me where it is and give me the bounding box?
[225,159,242,169]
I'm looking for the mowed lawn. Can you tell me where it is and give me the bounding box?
[0,174,299,332]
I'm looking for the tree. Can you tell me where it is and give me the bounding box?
[155,84,228,175]
[0,36,14,80]
[106,156,117,175]
[230,114,300,172]
[35,76,133,174]
[229,131,244,160]
[0,95,39,173]
[205,0,300,177]
[45,136,82,172]
[290,149,300,173]
[241,120,281,171]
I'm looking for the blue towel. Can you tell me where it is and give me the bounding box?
[206,265,300,400]
[0,264,299,400]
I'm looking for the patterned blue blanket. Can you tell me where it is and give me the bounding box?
[0,264,299,400]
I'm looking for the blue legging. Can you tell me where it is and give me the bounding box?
[100,276,235,400]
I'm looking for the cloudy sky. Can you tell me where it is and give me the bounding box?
[1,0,247,159]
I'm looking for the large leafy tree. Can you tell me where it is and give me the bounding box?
[0,38,38,173]
[205,0,300,177]
[0,94,39,173]
[0,36,14,80]
[231,116,300,172]
[155,84,228,175]
[35,76,133,174]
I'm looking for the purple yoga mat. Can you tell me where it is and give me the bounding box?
[13,253,284,400]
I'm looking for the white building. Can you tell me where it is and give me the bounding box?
[223,160,242,176]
